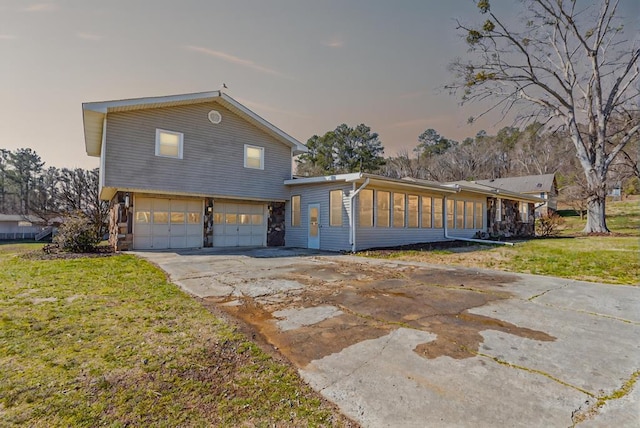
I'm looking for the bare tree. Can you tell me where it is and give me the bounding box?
[448,0,640,233]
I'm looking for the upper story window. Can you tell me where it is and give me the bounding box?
[155,129,183,159]
[244,144,264,169]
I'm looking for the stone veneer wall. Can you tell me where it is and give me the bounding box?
[108,192,133,251]
[267,202,285,246]
[487,198,534,238]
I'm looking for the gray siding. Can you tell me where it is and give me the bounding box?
[286,182,352,252]
[103,102,292,201]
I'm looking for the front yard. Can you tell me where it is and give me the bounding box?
[0,244,354,427]
[361,198,639,285]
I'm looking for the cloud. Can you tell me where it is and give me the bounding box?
[322,38,344,48]
[0,34,17,40]
[185,45,289,78]
[236,97,310,119]
[77,32,103,41]
[24,3,58,12]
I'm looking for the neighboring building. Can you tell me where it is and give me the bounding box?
[83,90,542,252]
[476,174,558,217]
[0,214,46,240]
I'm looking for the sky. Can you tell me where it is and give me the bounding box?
[1,0,638,170]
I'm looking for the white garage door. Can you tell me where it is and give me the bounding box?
[212,202,266,247]
[134,197,203,250]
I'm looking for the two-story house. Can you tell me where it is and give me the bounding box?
[83,90,542,252]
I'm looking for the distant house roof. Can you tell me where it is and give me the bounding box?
[0,214,45,223]
[82,90,308,157]
[475,174,557,195]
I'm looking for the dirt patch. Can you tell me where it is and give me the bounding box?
[214,260,556,367]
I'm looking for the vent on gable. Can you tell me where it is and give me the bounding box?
[208,110,222,124]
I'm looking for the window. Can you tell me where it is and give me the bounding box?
[136,211,150,223]
[359,189,373,227]
[155,129,183,159]
[433,198,443,228]
[408,195,419,228]
[456,200,465,229]
[330,190,343,226]
[474,202,483,229]
[154,211,169,224]
[393,193,405,228]
[465,201,474,229]
[244,144,264,169]
[446,199,455,229]
[496,198,503,221]
[376,191,390,228]
[421,196,432,228]
[171,212,185,224]
[188,212,201,224]
[291,195,301,227]
[251,214,263,225]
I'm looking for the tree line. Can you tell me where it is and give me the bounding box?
[0,148,108,238]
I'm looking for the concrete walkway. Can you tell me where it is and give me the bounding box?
[136,247,640,427]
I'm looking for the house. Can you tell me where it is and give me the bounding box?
[83,90,542,252]
[0,214,46,240]
[475,174,558,217]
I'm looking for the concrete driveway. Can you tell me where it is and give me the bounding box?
[137,247,639,427]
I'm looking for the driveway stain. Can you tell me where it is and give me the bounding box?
[216,260,556,366]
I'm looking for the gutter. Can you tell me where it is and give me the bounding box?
[348,178,370,253]
[443,195,514,247]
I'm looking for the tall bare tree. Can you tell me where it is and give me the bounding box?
[448,0,640,232]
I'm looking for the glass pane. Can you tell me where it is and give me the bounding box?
[475,202,483,229]
[251,214,262,225]
[213,213,223,224]
[330,190,343,226]
[188,212,201,224]
[245,146,263,168]
[225,214,237,224]
[239,214,250,225]
[465,201,474,229]
[376,191,390,228]
[408,195,419,228]
[171,212,185,224]
[393,193,405,228]
[359,189,373,227]
[456,200,464,229]
[433,198,443,228]
[446,199,455,229]
[160,132,179,144]
[154,211,169,224]
[421,197,432,228]
[291,195,300,227]
[135,211,150,223]
[309,207,318,237]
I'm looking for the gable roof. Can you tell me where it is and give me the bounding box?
[82,90,307,157]
[475,174,557,194]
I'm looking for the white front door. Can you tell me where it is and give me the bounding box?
[308,203,320,249]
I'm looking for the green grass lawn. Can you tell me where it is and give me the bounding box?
[362,198,639,285]
[0,244,351,427]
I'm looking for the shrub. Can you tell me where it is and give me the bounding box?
[53,214,101,253]
[535,212,564,237]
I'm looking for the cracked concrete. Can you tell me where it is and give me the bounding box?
[137,248,640,427]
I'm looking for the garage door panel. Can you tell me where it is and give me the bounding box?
[212,202,266,247]
[134,197,203,250]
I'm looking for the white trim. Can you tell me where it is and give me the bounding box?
[155,129,184,159]
[244,144,264,170]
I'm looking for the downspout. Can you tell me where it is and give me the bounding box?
[349,178,370,253]
[443,194,514,247]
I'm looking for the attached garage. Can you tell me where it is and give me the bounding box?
[212,201,266,247]
[134,197,203,249]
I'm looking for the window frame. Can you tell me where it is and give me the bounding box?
[474,202,483,229]
[393,193,406,228]
[329,190,343,227]
[421,196,432,228]
[291,195,301,227]
[358,189,374,228]
[407,195,419,228]
[433,198,443,228]
[376,190,390,228]
[155,129,184,159]
[465,201,475,229]
[244,144,264,170]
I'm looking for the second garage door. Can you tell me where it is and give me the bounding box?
[212,202,266,247]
